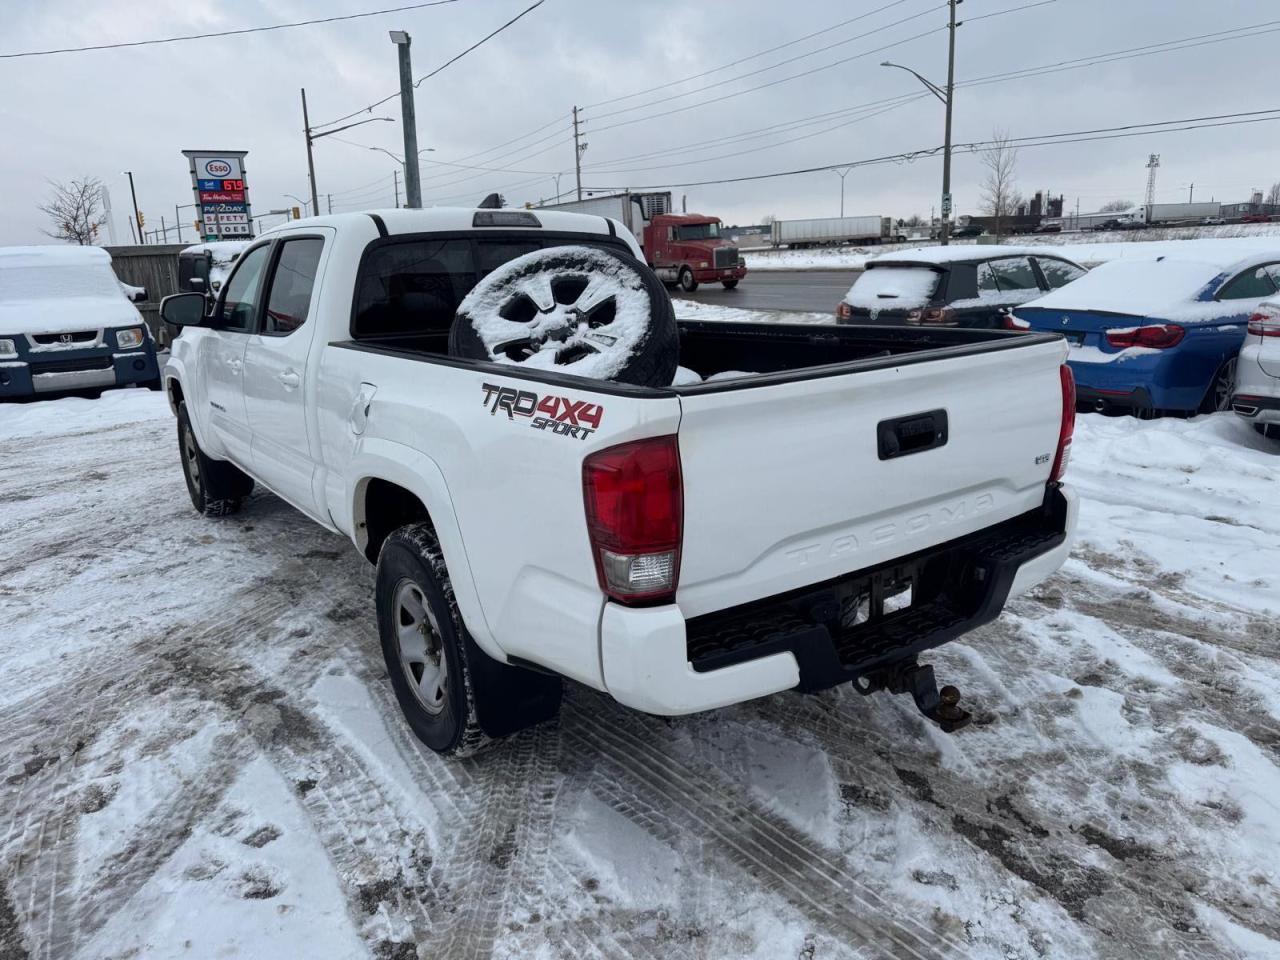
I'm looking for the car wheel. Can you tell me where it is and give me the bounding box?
[721,279,739,290]
[176,401,253,517]
[1199,357,1237,414]
[375,523,561,756]
[678,267,699,293]
[450,244,679,387]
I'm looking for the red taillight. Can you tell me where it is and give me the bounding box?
[1003,312,1031,331]
[836,302,852,321]
[1050,364,1075,484]
[920,306,955,325]
[583,435,683,605]
[1105,323,1185,349]
[1247,312,1280,337]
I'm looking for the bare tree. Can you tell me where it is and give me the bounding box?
[1099,199,1134,213]
[979,130,1020,241]
[1267,181,1280,209]
[39,177,108,245]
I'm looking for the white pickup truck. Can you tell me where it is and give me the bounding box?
[161,208,1078,755]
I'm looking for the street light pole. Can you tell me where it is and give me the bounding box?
[123,171,143,245]
[835,167,852,217]
[941,0,958,246]
[390,31,422,208]
[881,0,958,244]
[301,88,320,215]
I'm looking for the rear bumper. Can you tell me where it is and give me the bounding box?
[1232,345,1280,423]
[600,485,1078,715]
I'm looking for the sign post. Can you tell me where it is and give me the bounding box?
[181,150,253,242]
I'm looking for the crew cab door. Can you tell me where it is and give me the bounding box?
[242,233,329,514]
[200,241,272,464]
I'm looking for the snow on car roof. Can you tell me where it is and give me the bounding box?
[1019,258,1226,314]
[866,244,1079,267]
[0,244,112,268]
[181,240,251,263]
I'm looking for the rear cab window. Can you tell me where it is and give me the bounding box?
[350,232,632,344]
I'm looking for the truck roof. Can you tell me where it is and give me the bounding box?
[261,207,624,239]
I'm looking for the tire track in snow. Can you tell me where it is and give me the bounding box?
[562,697,969,960]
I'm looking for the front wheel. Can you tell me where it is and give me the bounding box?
[678,267,699,292]
[176,401,253,516]
[721,279,739,290]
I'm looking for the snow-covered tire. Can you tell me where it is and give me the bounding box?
[678,267,699,292]
[450,245,679,386]
[177,401,252,517]
[722,279,739,290]
[375,523,561,757]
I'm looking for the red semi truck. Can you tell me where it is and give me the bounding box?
[540,191,747,291]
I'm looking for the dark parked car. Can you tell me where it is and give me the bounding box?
[835,246,1086,328]
[951,224,985,238]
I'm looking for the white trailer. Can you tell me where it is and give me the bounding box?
[1142,202,1222,223]
[772,216,895,248]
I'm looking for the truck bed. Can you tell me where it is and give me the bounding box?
[337,320,1062,395]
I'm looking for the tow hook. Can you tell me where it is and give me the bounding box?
[852,659,972,733]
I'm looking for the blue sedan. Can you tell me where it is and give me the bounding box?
[1013,252,1280,416]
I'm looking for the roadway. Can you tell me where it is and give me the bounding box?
[677,268,861,314]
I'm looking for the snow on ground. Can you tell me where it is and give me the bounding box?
[747,223,1280,271]
[2,375,1278,960]
[671,297,830,325]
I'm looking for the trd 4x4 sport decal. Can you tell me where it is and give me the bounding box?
[481,383,603,441]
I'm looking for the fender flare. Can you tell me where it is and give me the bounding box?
[162,360,222,458]
[347,438,501,660]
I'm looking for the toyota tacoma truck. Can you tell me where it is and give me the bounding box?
[160,208,1078,756]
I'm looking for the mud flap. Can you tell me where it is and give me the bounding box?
[462,632,563,739]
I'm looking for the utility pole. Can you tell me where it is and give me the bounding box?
[174,204,183,243]
[835,167,852,217]
[302,88,320,215]
[1144,153,1160,221]
[393,169,400,208]
[1188,182,1194,203]
[327,193,333,215]
[573,106,585,201]
[390,31,422,208]
[124,170,144,245]
[940,0,957,245]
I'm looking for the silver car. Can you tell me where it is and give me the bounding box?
[1232,298,1280,439]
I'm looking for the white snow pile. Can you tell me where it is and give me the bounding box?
[843,265,939,316]
[0,244,143,335]
[2,391,1279,959]
[671,297,831,326]
[455,245,655,380]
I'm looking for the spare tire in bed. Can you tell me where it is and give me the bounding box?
[449,245,679,387]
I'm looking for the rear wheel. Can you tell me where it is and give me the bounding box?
[678,267,699,292]
[176,401,253,516]
[376,523,561,756]
[721,279,739,290]
[1199,357,1237,414]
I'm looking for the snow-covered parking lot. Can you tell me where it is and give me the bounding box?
[2,387,1278,960]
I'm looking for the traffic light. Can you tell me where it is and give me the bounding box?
[291,206,301,220]
[137,211,145,227]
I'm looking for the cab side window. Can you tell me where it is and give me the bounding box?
[263,238,324,335]
[218,244,271,332]
[988,257,1039,295]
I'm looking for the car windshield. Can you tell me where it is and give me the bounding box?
[844,266,940,313]
[677,222,721,241]
[0,262,124,303]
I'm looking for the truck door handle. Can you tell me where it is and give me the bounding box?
[878,409,948,460]
[276,369,301,389]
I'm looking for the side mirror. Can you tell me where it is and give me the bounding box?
[160,292,208,327]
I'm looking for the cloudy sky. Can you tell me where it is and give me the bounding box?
[3,0,1278,245]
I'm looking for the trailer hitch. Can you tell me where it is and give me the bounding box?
[852,659,972,733]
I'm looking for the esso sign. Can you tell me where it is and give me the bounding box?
[204,160,232,177]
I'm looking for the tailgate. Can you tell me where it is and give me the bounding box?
[675,339,1068,618]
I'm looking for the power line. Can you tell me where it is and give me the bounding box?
[327,132,559,176]
[583,0,931,110]
[0,0,461,58]
[585,4,947,124]
[312,0,549,129]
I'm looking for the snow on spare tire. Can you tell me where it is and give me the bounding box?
[449,245,679,387]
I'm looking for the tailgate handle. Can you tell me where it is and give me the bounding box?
[878,409,948,460]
